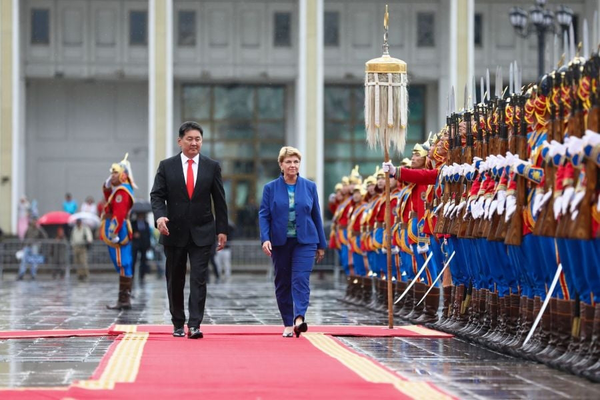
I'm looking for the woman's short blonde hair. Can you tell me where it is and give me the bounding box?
[278,146,302,164]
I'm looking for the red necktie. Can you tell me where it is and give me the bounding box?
[186,159,194,199]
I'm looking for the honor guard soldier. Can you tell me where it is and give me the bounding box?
[101,154,136,310]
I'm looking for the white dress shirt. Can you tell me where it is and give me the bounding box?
[181,153,199,188]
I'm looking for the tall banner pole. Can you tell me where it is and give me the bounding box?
[365,5,409,329]
[383,128,393,328]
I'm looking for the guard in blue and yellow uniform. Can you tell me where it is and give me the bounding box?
[101,153,136,310]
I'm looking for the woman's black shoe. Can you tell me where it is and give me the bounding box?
[294,322,308,338]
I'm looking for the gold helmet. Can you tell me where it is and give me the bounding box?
[400,157,411,167]
[110,153,137,188]
[352,184,366,196]
[334,183,343,191]
[375,165,385,179]
[412,143,428,158]
[348,165,362,184]
[364,175,377,186]
[341,176,350,185]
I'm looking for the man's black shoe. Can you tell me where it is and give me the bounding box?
[188,327,203,339]
[173,327,185,337]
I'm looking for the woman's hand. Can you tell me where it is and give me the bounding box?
[315,249,325,263]
[262,240,273,257]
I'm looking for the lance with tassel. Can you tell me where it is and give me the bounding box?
[365,5,409,329]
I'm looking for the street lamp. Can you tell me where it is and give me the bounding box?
[509,0,573,78]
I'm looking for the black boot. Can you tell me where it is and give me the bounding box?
[414,286,440,325]
[536,299,573,364]
[107,276,132,310]
[521,296,551,360]
[407,282,427,322]
[572,303,600,376]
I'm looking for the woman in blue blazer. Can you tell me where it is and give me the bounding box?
[259,146,327,338]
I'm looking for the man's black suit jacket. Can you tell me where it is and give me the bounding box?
[150,153,228,247]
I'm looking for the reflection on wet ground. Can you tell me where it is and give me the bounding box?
[0,273,599,399]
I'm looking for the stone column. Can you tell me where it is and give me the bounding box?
[149,0,173,191]
[296,0,324,206]
[449,0,474,109]
[0,0,19,233]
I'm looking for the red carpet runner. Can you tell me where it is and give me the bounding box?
[0,324,455,400]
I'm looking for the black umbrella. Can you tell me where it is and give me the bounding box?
[132,200,152,213]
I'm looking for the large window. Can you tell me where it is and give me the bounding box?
[323,84,426,216]
[178,10,196,47]
[31,9,50,45]
[417,12,435,47]
[181,84,286,235]
[474,13,483,47]
[129,11,147,46]
[274,12,291,47]
[324,11,340,47]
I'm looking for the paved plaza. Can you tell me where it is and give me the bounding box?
[0,272,599,399]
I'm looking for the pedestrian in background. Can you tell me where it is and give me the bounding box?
[259,146,327,338]
[18,217,48,280]
[81,196,97,215]
[71,218,93,281]
[132,212,151,285]
[17,196,30,240]
[62,193,78,214]
[50,227,69,279]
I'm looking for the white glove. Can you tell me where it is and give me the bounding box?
[496,190,507,215]
[382,161,396,176]
[597,196,600,212]
[110,236,120,244]
[532,191,544,217]
[505,195,517,221]
[328,193,336,202]
[553,195,563,220]
[445,203,455,218]
[454,201,466,216]
[561,187,575,215]
[489,199,498,217]
[434,202,444,214]
[472,198,484,219]
[566,136,584,157]
[391,246,400,255]
[583,129,600,146]
[443,201,452,217]
[571,210,579,221]
[483,198,492,219]
[104,176,112,189]
[417,244,429,254]
[569,191,586,215]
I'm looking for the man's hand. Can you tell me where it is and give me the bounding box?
[157,217,170,236]
[262,240,273,257]
[110,236,120,244]
[382,161,397,176]
[315,249,325,263]
[216,233,227,251]
[104,176,112,189]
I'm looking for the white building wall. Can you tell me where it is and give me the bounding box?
[25,80,148,215]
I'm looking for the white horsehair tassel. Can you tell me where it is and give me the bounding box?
[374,73,380,128]
[387,73,394,127]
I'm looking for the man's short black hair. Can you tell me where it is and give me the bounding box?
[179,121,203,138]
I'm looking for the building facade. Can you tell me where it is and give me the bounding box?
[0,0,597,233]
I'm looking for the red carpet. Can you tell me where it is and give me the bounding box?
[0,324,455,400]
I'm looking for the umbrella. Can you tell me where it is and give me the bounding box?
[132,200,152,213]
[37,211,71,225]
[68,211,101,228]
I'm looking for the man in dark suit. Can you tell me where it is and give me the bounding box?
[150,121,228,339]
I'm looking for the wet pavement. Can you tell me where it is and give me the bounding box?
[1,272,599,399]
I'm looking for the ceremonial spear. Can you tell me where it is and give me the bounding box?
[365,5,408,329]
